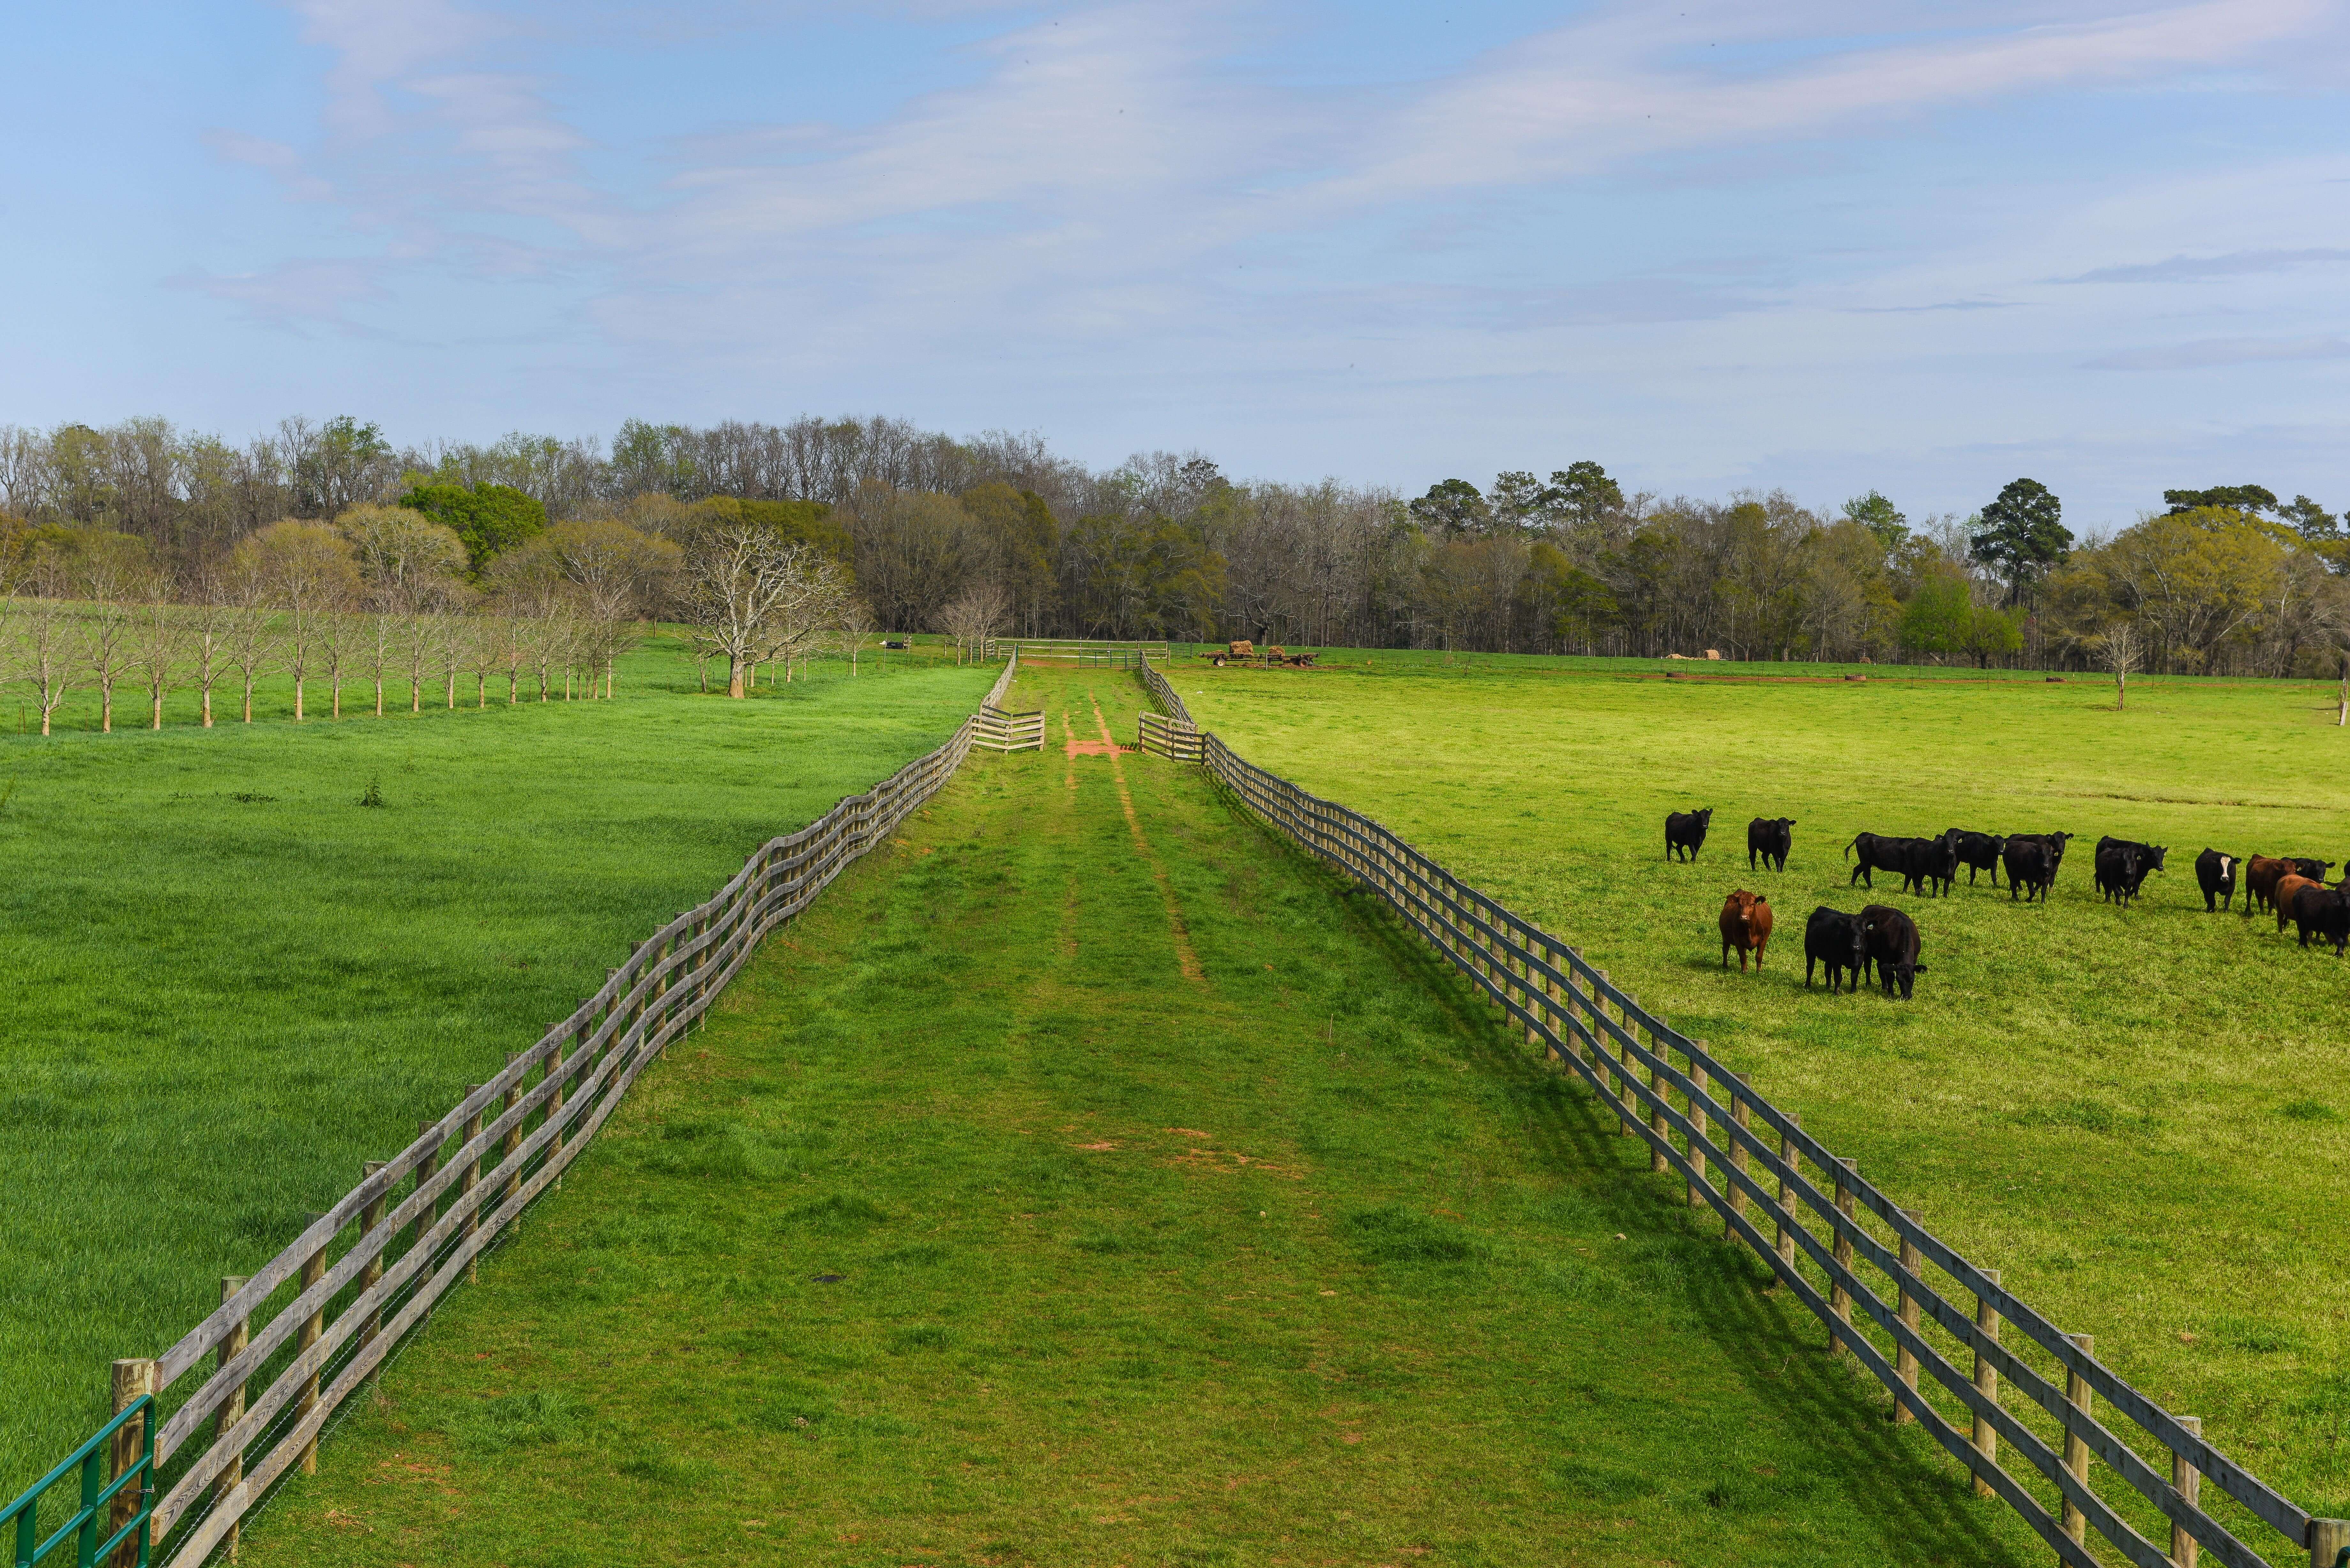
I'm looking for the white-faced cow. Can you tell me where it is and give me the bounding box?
[1747,817,1794,872]
[1803,906,1869,993]
[1666,808,1714,863]
[2195,849,2238,912]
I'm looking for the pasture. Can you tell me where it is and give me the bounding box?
[0,635,992,1491]
[236,666,2055,1567]
[1179,655,2350,1519]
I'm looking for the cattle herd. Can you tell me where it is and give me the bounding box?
[1659,807,2349,1004]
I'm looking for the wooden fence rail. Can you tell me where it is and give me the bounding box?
[1136,709,1201,762]
[1138,653,2344,1568]
[982,637,1169,668]
[45,653,1027,1568]
[974,703,1046,752]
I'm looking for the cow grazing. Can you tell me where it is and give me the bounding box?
[2095,842,2146,905]
[2287,884,2350,954]
[1944,829,2006,886]
[2271,874,2321,933]
[1803,906,1869,993]
[2194,849,2239,912]
[1719,890,1773,970]
[1859,904,1927,999]
[1747,817,1794,872]
[1666,808,1714,863]
[2245,855,2301,916]
[2004,839,2055,903]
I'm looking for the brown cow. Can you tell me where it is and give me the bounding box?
[2246,855,2300,916]
[1719,890,1773,971]
[2273,874,2322,933]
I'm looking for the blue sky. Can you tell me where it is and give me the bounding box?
[4,1,2347,529]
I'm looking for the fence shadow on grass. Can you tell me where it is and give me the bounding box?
[1290,851,2033,1567]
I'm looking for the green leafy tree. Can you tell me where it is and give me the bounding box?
[1960,603,2023,667]
[2281,494,2339,541]
[2164,484,2278,517]
[1841,490,1908,552]
[1898,574,1973,658]
[1547,461,1622,530]
[1969,478,2072,605]
[1408,479,1490,538]
[398,481,549,580]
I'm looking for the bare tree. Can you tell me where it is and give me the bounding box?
[2100,619,2143,711]
[130,595,188,730]
[837,597,878,675]
[220,555,277,723]
[939,580,1011,664]
[681,513,842,698]
[18,552,82,735]
[238,520,360,721]
[76,536,153,733]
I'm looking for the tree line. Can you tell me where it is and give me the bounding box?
[4,413,2345,677]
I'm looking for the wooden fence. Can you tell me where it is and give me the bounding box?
[1136,709,1201,762]
[982,637,1168,668]
[974,703,1045,752]
[27,652,1025,1568]
[1137,654,2346,1568]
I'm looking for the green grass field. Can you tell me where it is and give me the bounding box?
[234,665,2064,1568]
[0,635,992,1490]
[1177,652,2350,1524]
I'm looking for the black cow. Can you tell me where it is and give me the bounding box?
[1859,904,1927,999]
[2096,837,2167,902]
[2004,839,2055,903]
[2195,849,2239,912]
[1748,817,1794,872]
[1847,833,1956,895]
[2286,884,2350,954]
[2005,831,2074,882]
[1803,906,1869,993]
[1944,829,2006,887]
[2287,856,2335,883]
[2095,842,2147,905]
[1665,808,1714,863]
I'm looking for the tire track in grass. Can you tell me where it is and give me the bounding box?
[1089,687,1205,986]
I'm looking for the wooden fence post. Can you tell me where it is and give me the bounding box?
[1687,1053,1709,1208]
[2060,1332,2092,1554]
[213,1276,249,1560]
[412,1120,441,1244]
[1894,1210,1922,1425]
[108,1357,157,1568]
[2168,1414,2201,1568]
[358,1162,388,1350]
[1775,1115,1800,1272]
[1971,1268,2002,1498]
[546,1030,568,1189]
[500,1056,522,1223]
[1829,1158,1857,1356]
[297,1214,328,1474]
[461,1091,483,1285]
[1628,999,1665,1173]
[1727,1073,1751,1240]
[2308,1517,2349,1568]
[1596,971,1629,1133]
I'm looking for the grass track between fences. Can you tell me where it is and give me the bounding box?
[0,638,995,1494]
[1174,655,2350,1531]
[238,666,2058,1568]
